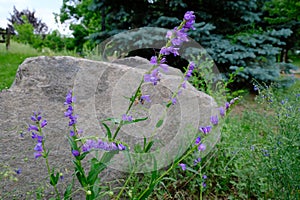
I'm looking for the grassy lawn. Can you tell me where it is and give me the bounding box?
[290,55,300,68]
[0,41,40,90]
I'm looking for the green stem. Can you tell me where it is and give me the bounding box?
[137,144,198,200]
[38,123,60,199]
[44,152,60,198]
[115,172,134,200]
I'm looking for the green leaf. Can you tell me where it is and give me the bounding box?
[102,122,112,140]
[92,177,101,197]
[134,144,143,153]
[64,177,74,200]
[144,141,154,153]
[156,119,163,128]
[123,117,148,125]
[72,160,87,187]
[101,117,121,124]
[151,157,158,183]
[50,171,59,186]
[87,158,106,185]
[67,135,77,151]
[87,151,118,185]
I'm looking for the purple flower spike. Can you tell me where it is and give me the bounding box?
[183,11,196,30]
[65,90,75,105]
[198,143,206,151]
[72,150,80,157]
[202,174,207,179]
[179,163,186,171]
[184,11,196,21]
[210,115,218,125]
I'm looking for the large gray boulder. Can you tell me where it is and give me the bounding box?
[0,56,220,199]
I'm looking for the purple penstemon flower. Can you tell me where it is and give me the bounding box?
[141,95,151,103]
[28,124,39,132]
[160,46,180,56]
[194,157,201,165]
[64,90,79,127]
[149,56,169,73]
[64,90,75,105]
[179,163,186,171]
[199,126,212,134]
[70,130,75,137]
[182,81,187,89]
[171,97,177,105]
[41,120,47,128]
[118,143,126,151]
[82,139,126,152]
[184,62,195,81]
[183,11,196,30]
[220,107,225,117]
[34,143,43,152]
[72,150,80,157]
[28,112,47,159]
[210,115,218,125]
[15,168,22,175]
[144,68,160,85]
[195,136,201,145]
[225,102,230,110]
[198,143,206,151]
[122,114,133,122]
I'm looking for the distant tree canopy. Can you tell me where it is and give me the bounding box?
[58,0,299,89]
[8,6,48,35]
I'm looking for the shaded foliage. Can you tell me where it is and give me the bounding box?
[57,0,299,88]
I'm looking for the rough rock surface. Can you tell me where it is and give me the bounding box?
[0,56,220,199]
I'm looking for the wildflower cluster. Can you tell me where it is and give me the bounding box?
[178,95,239,193]
[122,114,133,122]
[144,11,196,86]
[28,112,47,159]
[64,90,77,126]
[219,97,239,117]
[82,139,126,152]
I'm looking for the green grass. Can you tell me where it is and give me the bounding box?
[0,41,41,90]
[291,55,300,68]
[0,41,78,91]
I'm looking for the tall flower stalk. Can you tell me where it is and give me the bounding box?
[28,112,60,198]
